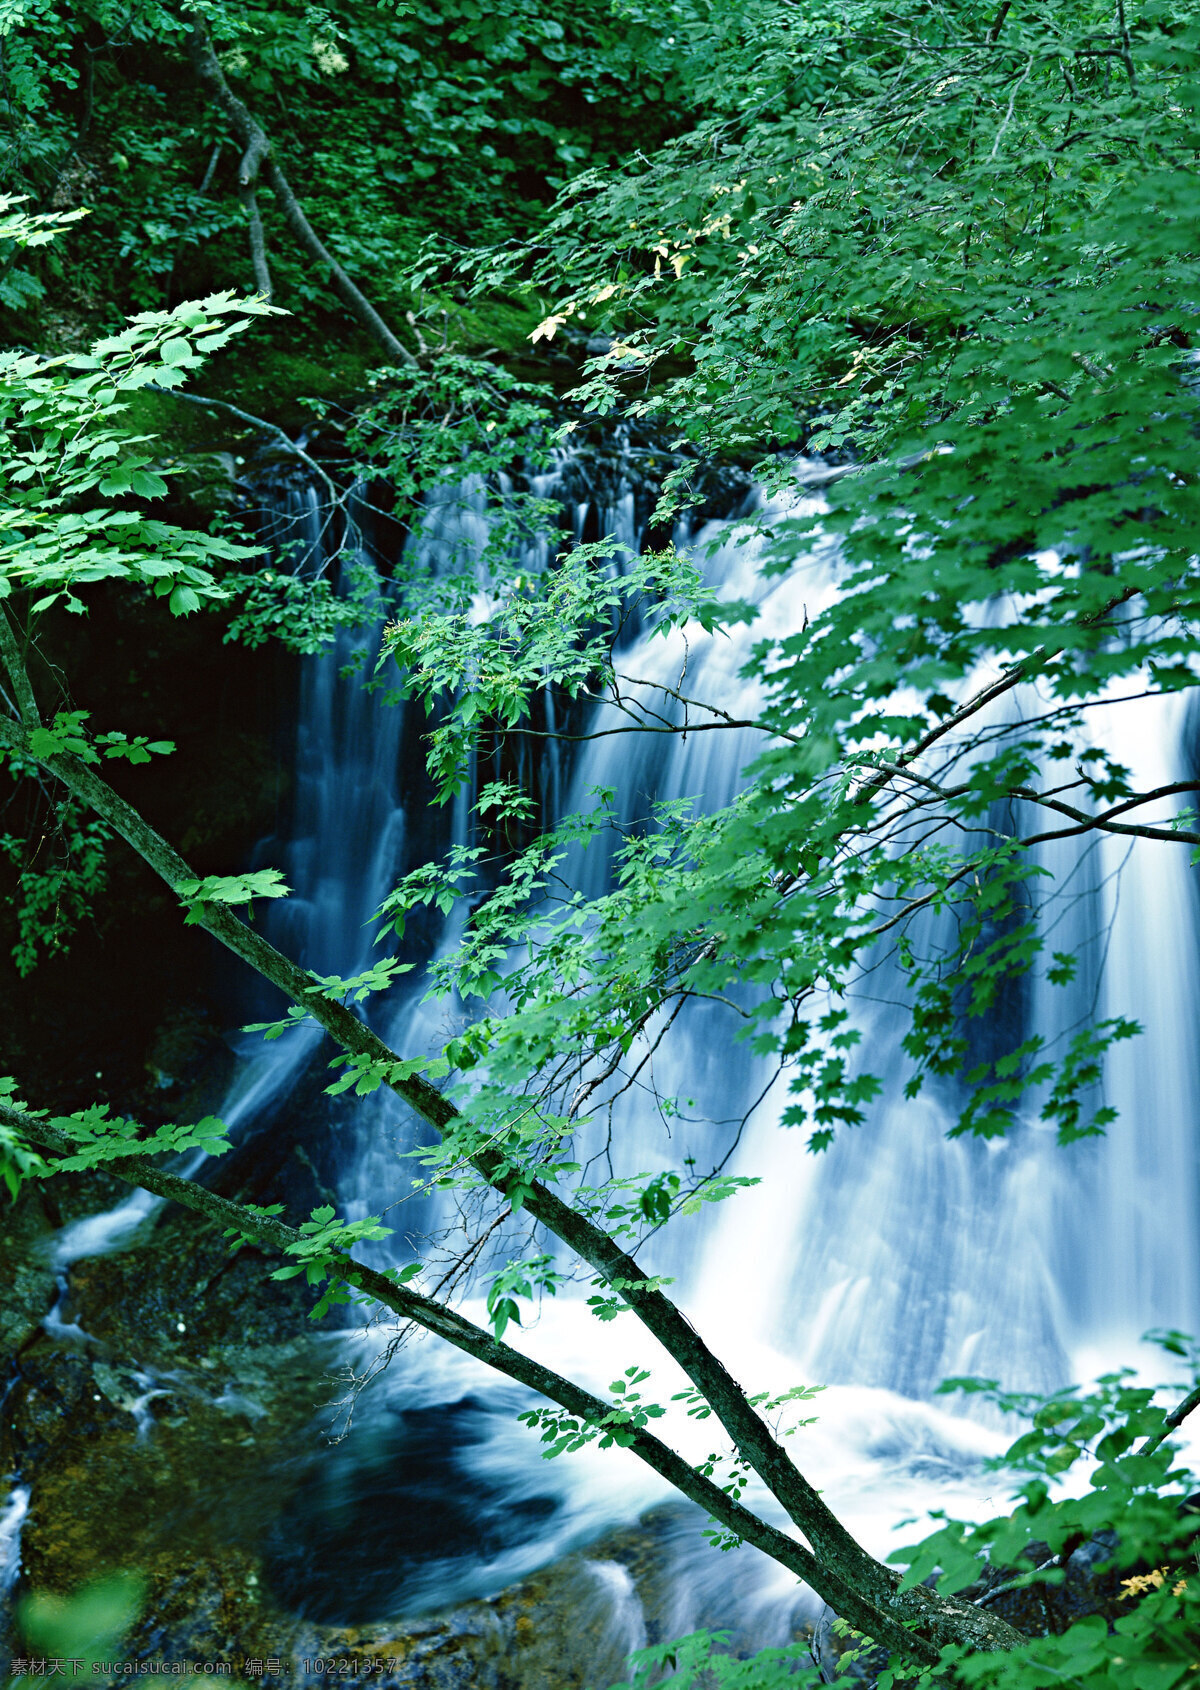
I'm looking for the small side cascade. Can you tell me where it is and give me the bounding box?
[0,1484,29,1597]
[579,1561,648,1686]
[0,1483,30,1642]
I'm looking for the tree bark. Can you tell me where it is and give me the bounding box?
[183,23,415,367]
[241,186,273,300]
[0,607,40,728]
[0,698,1022,1657]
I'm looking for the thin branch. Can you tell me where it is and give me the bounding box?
[862,772,1200,849]
[847,777,1200,951]
[514,717,759,745]
[858,760,968,803]
[576,990,692,1123]
[426,1204,512,1301]
[1018,781,1200,848]
[198,141,223,196]
[1138,1382,1200,1458]
[881,588,1140,783]
[1115,0,1138,95]
[988,54,1035,160]
[144,384,337,498]
[616,671,804,745]
[976,1555,1061,1608]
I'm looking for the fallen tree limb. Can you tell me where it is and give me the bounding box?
[183,23,415,368]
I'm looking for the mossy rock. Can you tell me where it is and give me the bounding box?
[0,1185,57,1359]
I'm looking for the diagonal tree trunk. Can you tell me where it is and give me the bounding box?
[0,620,1022,1657]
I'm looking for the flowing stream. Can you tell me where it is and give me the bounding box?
[22,443,1200,1660]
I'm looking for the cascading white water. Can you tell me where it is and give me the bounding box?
[0,1481,30,1648]
[98,447,1200,1649]
[0,1484,29,1597]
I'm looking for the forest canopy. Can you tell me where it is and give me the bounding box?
[2,1,1200,1686]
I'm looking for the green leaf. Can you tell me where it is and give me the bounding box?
[176,869,290,923]
[168,584,201,616]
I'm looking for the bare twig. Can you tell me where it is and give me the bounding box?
[988,55,1035,160]
[143,383,338,498]
[198,141,223,196]
[976,1556,1061,1609]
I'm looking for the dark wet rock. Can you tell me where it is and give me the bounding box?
[1060,1532,1124,1621]
[4,1189,329,1662]
[682,458,757,528]
[62,1207,315,1366]
[964,1531,1125,1638]
[5,1195,805,1690]
[0,1187,56,1356]
[158,451,239,527]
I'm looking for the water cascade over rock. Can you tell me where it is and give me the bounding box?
[225,439,1200,1646]
[16,438,1199,1672]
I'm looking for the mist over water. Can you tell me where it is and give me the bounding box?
[213,449,1200,1638]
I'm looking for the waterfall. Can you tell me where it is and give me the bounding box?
[0,1484,29,1596]
[149,448,1200,1639]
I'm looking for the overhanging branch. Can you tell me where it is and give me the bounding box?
[144,383,338,498]
[0,692,1023,1654]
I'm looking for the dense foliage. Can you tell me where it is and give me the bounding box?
[0,0,687,346]
[3,0,1200,1683]
[402,0,1200,1161]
